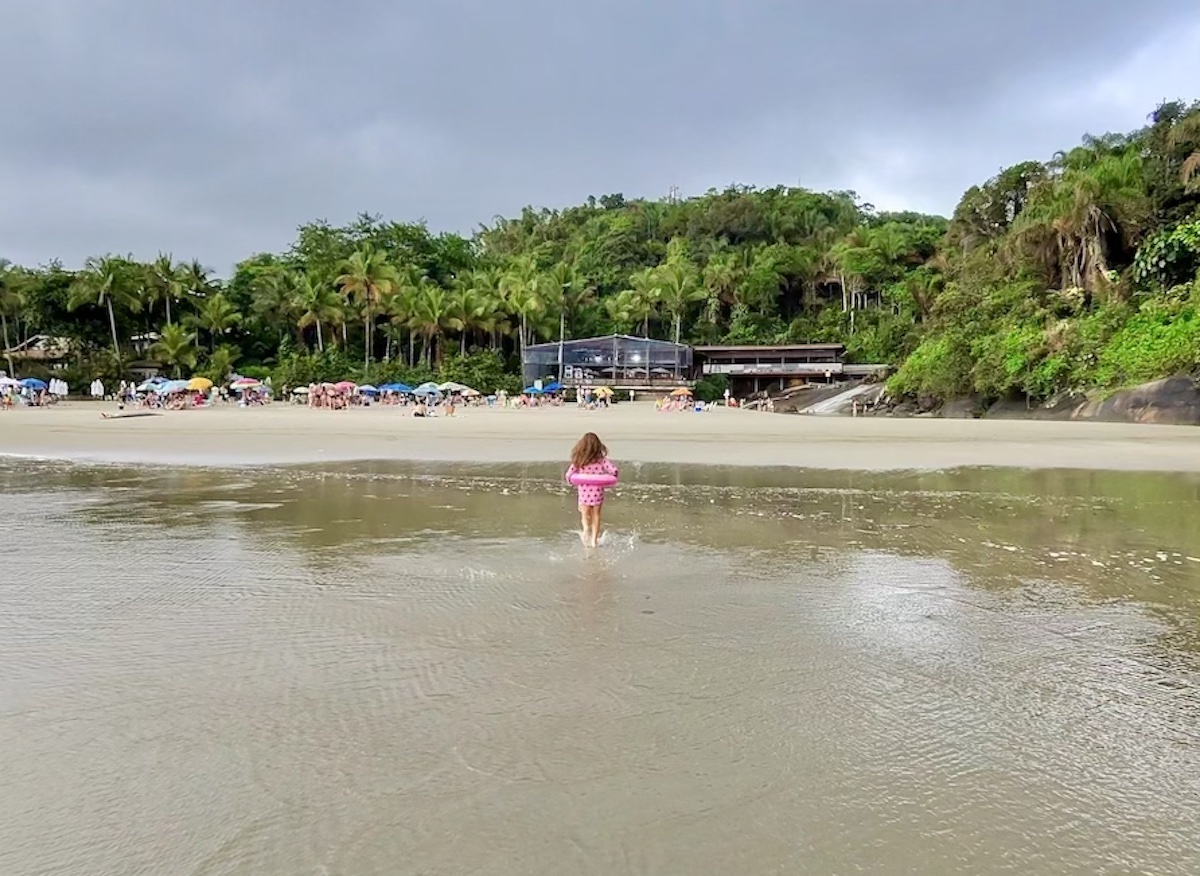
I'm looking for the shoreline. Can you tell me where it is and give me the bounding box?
[1,402,1198,473]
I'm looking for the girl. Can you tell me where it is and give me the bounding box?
[566,432,618,548]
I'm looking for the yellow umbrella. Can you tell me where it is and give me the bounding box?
[187,376,214,391]
[670,387,693,397]
[594,386,614,396]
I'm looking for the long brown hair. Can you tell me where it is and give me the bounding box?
[571,432,607,468]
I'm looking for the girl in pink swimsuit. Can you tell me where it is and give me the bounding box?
[566,432,618,547]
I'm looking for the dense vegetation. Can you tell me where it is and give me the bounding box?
[2,100,1198,403]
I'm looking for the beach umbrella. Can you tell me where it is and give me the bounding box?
[187,376,213,391]
[594,386,614,397]
[0,376,20,388]
[231,377,261,389]
[334,380,357,393]
[413,381,442,396]
[522,385,544,395]
[382,382,413,393]
[542,381,562,392]
[162,379,189,393]
[358,384,379,394]
[461,387,481,397]
[670,387,693,397]
[291,386,309,395]
[20,377,47,390]
[136,380,158,392]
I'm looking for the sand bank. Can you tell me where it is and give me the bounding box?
[1,402,1197,472]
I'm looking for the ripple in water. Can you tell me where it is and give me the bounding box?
[0,460,1197,875]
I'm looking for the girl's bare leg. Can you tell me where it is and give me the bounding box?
[578,505,590,546]
[590,504,603,547]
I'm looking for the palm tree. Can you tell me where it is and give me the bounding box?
[464,268,511,351]
[389,265,427,365]
[292,274,343,352]
[655,261,704,346]
[187,293,241,352]
[336,247,396,370]
[183,259,212,300]
[148,254,186,325]
[625,268,663,336]
[1012,147,1148,298]
[702,253,739,324]
[150,323,198,377]
[408,284,463,366]
[1170,112,1200,191]
[249,266,297,345]
[447,280,489,353]
[68,255,136,359]
[605,288,653,335]
[203,344,240,384]
[499,255,543,358]
[0,260,21,375]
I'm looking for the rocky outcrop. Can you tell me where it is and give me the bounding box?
[984,376,1200,425]
[1071,376,1200,425]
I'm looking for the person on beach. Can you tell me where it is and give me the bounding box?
[566,432,618,548]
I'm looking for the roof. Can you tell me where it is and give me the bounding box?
[693,344,846,355]
[524,334,690,351]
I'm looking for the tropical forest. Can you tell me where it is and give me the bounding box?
[2,99,1198,405]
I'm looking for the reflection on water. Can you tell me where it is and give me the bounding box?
[1,459,1198,875]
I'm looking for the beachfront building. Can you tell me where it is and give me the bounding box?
[693,343,887,395]
[522,335,693,391]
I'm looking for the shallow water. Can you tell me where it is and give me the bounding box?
[1,459,1198,875]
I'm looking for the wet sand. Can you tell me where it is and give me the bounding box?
[2,460,1198,875]
[0,402,1198,470]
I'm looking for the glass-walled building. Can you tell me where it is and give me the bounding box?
[522,335,693,388]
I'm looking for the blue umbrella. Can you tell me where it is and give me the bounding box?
[161,379,189,393]
[542,381,562,392]
[523,386,544,394]
[413,381,442,396]
[358,384,379,394]
[384,382,413,393]
[20,377,47,390]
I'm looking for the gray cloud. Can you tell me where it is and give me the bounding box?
[2,0,1198,272]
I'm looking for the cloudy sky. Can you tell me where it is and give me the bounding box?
[3,0,1199,273]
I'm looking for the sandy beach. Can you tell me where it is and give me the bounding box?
[1,402,1197,471]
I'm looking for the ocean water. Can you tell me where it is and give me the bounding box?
[1,459,1198,874]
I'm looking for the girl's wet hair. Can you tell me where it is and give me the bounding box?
[571,432,607,468]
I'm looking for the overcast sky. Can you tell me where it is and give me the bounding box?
[3,0,1199,274]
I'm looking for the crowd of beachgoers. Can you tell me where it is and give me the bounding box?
[1,371,724,416]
